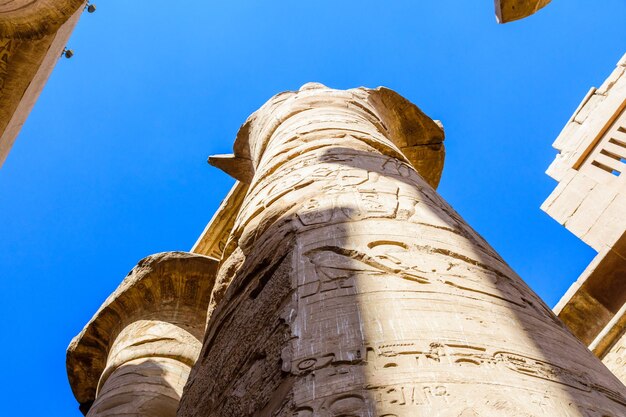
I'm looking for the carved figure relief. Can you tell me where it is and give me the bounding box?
[177,84,626,417]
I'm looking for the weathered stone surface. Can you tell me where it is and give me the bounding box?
[192,181,249,259]
[192,85,445,261]
[66,252,218,416]
[179,84,626,417]
[495,0,552,23]
[542,54,626,253]
[0,0,84,39]
[601,325,626,385]
[555,233,626,344]
[546,54,626,385]
[0,0,85,167]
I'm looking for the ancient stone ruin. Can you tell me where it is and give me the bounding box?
[545,54,626,386]
[1,1,622,416]
[68,84,626,416]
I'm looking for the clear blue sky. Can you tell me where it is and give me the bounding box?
[0,1,624,415]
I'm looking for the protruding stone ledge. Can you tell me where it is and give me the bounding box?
[66,251,219,416]
[192,181,249,259]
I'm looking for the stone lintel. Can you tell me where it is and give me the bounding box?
[590,302,626,359]
[494,0,552,23]
[555,231,626,346]
[546,53,626,383]
[546,54,626,183]
[66,251,218,414]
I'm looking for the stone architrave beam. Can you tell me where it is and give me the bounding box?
[545,54,626,385]
[178,84,626,417]
[66,252,219,417]
[495,0,552,23]
[0,0,86,168]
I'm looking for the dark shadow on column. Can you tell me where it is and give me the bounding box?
[88,358,184,417]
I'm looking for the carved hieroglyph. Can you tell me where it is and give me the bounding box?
[495,0,552,23]
[178,84,626,417]
[66,252,218,417]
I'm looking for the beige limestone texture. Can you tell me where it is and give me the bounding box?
[495,0,552,23]
[0,0,85,168]
[554,234,626,346]
[602,331,626,385]
[545,53,626,385]
[178,84,626,417]
[66,252,218,416]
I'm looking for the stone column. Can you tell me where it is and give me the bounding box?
[178,84,626,417]
[0,0,87,167]
[67,252,218,417]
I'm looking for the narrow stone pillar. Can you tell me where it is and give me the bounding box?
[178,84,626,417]
[66,252,218,417]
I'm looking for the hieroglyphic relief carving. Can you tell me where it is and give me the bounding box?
[178,84,626,417]
[0,0,87,167]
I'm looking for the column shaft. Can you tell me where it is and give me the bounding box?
[179,85,626,417]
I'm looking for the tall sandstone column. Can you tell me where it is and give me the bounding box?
[178,84,626,417]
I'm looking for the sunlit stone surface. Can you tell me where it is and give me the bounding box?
[178,84,626,417]
[66,252,218,416]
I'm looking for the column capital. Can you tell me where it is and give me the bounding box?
[66,251,218,414]
[210,84,445,188]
